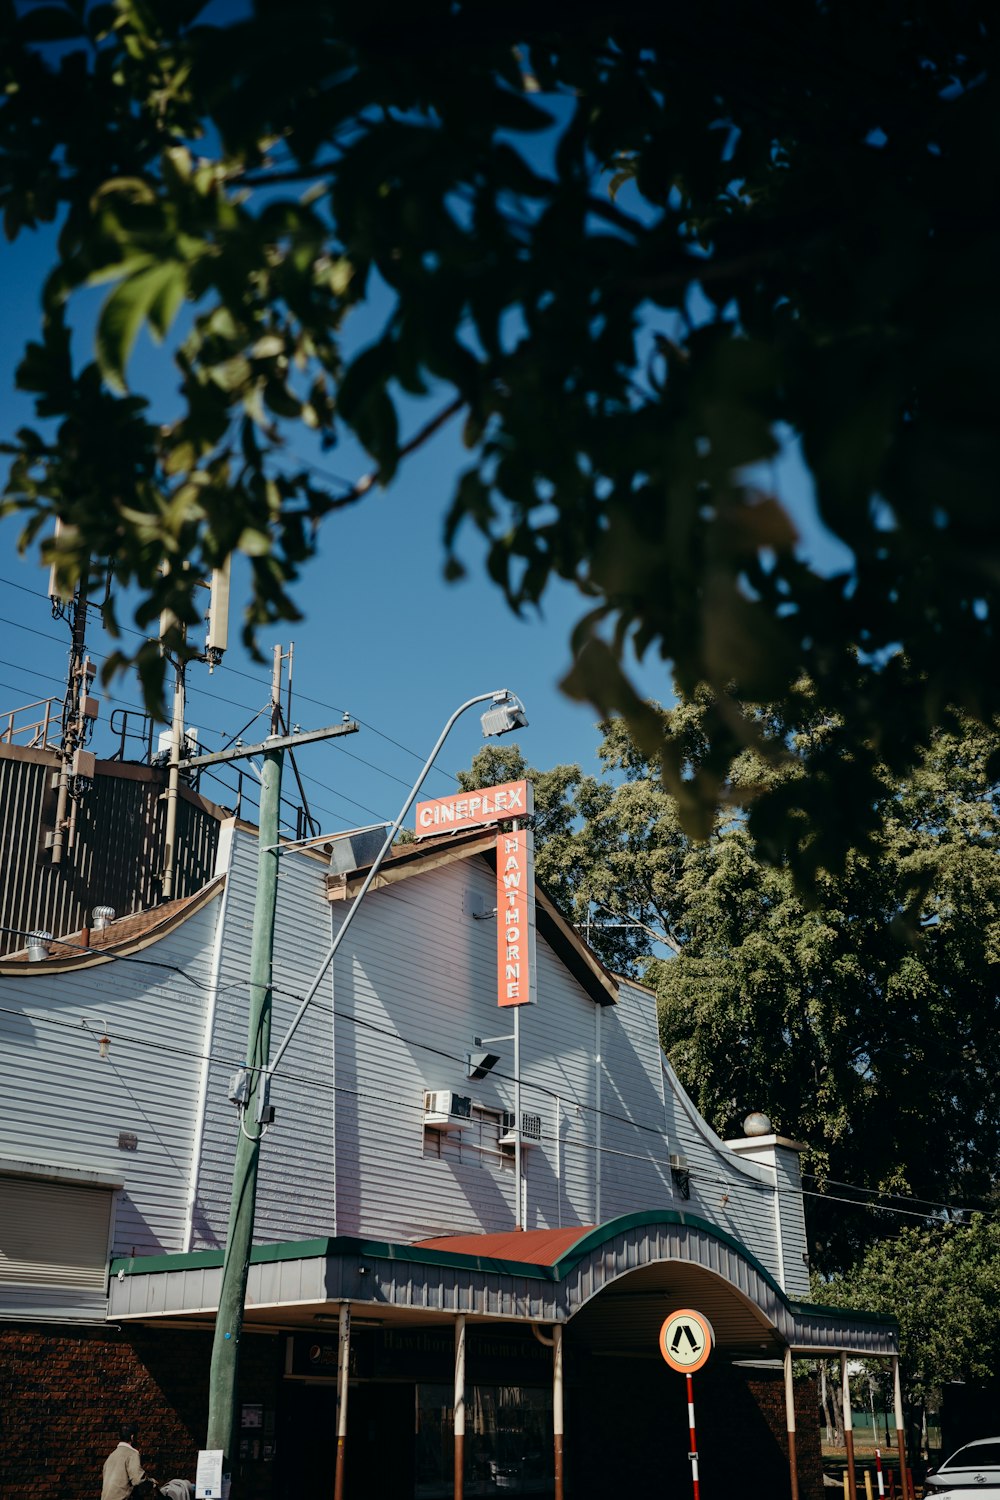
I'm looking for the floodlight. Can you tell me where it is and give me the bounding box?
[480,692,529,737]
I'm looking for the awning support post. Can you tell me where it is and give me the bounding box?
[892,1357,910,1500]
[784,1348,799,1500]
[842,1352,858,1500]
[334,1304,350,1500]
[454,1315,466,1500]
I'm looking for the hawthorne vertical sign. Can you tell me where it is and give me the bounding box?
[414,779,536,1008]
[496,827,536,1007]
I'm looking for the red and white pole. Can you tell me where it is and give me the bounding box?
[875,1448,886,1499]
[686,1373,701,1500]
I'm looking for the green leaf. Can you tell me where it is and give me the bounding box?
[96,263,187,391]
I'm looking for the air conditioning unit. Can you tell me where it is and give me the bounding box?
[670,1152,691,1200]
[423,1090,473,1130]
[499,1111,542,1150]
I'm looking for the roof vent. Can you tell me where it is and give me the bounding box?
[92,906,116,931]
[27,931,53,963]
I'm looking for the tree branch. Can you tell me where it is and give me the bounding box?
[311,395,466,517]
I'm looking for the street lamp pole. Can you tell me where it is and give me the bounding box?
[266,689,528,1082]
[204,689,528,1492]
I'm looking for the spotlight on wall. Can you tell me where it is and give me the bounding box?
[467,1050,501,1080]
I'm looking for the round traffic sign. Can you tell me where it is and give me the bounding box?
[658,1308,714,1374]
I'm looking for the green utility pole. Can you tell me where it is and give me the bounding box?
[205,743,282,1474]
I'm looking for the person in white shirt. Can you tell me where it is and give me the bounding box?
[102,1422,156,1500]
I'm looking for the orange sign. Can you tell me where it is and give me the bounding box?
[658,1309,714,1374]
[415,779,532,837]
[497,829,536,1007]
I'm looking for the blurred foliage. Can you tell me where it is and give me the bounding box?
[464,699,1000,1272]
[1,0,999,865]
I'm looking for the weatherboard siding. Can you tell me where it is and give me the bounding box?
[326,852,601,1241]
[1,813,806,1324]
[188,832,794,1287]
[190,830,337,1250]
[597,982,676,1220]
[774,1147,810,1297]
[0,896,220,1269]
[194,837,788,1284]
[658,1056,782,1283]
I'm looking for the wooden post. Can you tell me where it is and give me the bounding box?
[553,1325,564,1500]
[783,1349,800,1500]
[205,743,282,1474]
[334,1304,350,1500]
[892,1357,910,1500]
[842,1353,858,1500]
[454,1315,466,1500]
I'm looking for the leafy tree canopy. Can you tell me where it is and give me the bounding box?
[821,1215,1000,1405]
[464,698,1000,1271]
[2,0,998,868]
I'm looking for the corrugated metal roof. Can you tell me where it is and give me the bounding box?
[414,1226,597,1265]
[0,876,224,973]
[0,744,223,957]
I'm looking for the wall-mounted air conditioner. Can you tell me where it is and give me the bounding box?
[423,1090,473,1130]
[499,1111,542,1150]
[670,1152,691,1200]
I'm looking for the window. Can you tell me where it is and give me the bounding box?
[416,1383,553,1497]
[0,1174,114,1289]
[942,1443,1000,1470]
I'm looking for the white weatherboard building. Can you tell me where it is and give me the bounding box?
[0,815,900,1500]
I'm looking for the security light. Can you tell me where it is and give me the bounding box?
[480,691,529,737]
[467,1049,501,1080]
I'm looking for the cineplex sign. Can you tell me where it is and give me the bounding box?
[414,779,537,1009]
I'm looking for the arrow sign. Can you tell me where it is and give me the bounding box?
[659,1309,715,1374]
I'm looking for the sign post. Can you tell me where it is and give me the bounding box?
[659,1308,715,1499]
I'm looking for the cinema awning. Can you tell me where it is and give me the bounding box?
[108,1209,896,1358]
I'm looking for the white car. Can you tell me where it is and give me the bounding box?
[925,1438,1000,1494]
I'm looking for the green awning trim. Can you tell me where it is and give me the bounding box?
[108,1211,896,1334]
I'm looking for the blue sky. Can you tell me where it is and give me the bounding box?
[0,223,677,835]
[0,94,850,844]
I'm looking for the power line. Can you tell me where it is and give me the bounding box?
[4,950,994,1225]
[799,1187,992,1223]
[0,571,457,787]
[800,1170,999,1219]
[0,585,413,818]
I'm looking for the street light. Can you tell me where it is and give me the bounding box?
[265,688,528,1087]
[206,688,529,1486]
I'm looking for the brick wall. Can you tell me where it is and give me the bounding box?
[740,1367,825,1500]
[2,1321,828,1500]
[0,1323,280,1500]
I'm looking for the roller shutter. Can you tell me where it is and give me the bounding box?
[0,1175,113,1289]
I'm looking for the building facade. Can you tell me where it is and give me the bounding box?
[0,814,900,1499]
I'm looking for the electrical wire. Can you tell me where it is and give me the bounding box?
[0,615,401,825]
[800,1170,997,1217]
[0,571,461,792]
[2,972,991,1225]
[798,1187,988,1223]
